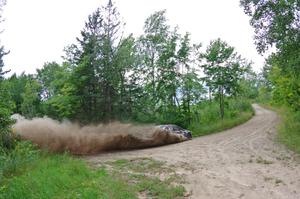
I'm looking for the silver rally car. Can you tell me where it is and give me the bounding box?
[156,124,192,140]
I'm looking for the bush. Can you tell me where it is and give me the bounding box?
[189,98,254,136]
[0,84,17,151]
[0,141,38,180]
[0,109,16,151]
[278,108,300,154]
[0,131,18,152]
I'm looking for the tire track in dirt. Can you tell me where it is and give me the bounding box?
[85,104,300,199]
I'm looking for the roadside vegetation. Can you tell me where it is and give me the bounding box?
[0,143,185,199]
[190,98,254,137]
[278,109,300,154]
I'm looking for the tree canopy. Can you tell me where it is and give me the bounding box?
[0,1,254,127]
[241,0,300,111]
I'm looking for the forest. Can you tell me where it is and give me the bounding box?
[0,1,255,129]
[1,2,257,127]
[0,0,299,198]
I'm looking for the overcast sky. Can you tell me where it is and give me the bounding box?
[1,0,266,75]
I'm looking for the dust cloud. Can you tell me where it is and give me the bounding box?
[12,116,185,155]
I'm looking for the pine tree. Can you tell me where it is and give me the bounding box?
[65,1,127,122]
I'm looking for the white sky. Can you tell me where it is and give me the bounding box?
[1,0,266,75]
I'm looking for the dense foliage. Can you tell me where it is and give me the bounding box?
[240,0,300,153]
[0,2,254,130]
[190,98,253,136]
[200,38,251,119]
[241,0,300,110]
[0,0,16,151]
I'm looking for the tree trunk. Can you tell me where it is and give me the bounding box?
[187,89,191,125]
[219,86,224,120]
[151,52,155,99]
[209,87,212,103]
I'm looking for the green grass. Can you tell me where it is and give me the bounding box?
[189,98,254,137]
[0,143,185,199]
[0,153,136,199]
[277,108,300,154]
[0,141,39,180]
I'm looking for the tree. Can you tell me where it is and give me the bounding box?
[98,0,124,120]
[201,39,249,119]
[20,77,42,118]
[238,69,259,99]
[137,10,188,123]
[5,73,29,113]
[137,10,170,112]
[65,0,132,122]
[177,33,204,125]
[113,35,137,118]
[240,0,300,76]
[0,0,10,119]
[0,83,15,150]
[240,0,300,54]
[35,62,78,119]
[240,0,300,110]
[0,0,18,150]
[266,58,300,110]
[155,28,180,116]
[0,0,9,80]
[69,7,104,122]
[37,62,64,99]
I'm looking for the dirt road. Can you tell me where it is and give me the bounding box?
[86,104,300,199]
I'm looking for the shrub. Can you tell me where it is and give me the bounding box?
[189,98,254,136]
[0,109,16,151]
[0,141,38,180]
[278,108,300,154]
